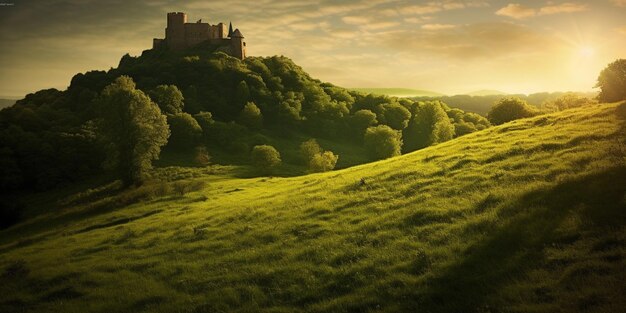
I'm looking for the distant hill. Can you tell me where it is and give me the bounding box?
[350,88,444,97]
[466,89,507,96]
[0,98,16,109]
[1,103,623,312]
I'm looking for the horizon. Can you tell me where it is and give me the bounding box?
[1,0,625,98]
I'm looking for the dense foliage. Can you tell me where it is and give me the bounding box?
[97,76,170,186]
[596,59,626,102]
[251,145,281,173]
[0,50,489,194]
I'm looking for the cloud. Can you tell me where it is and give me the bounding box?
[342,16,370,25]
[538,3,587,15]
[496,2,588,19]
[611,0,626,7]
[384,22,560,60]
[421,23,457,30]
[617,26,626,35]
[495,3,537,19]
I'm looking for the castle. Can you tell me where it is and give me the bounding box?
[153,12,246,59]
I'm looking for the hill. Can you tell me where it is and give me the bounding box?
[466,89,507,96]
[413,92,598,116]
[1,102,624,312]
[350,88,444,97]
[0,99,16,109]
[0,51,489,192]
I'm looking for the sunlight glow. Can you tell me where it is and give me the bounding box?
[579,46,595,58]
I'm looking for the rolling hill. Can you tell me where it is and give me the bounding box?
[350,88,444,97]
[1,102,624,312]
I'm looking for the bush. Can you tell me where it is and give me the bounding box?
[238,102,263,129]
[251,145,281,174]
[544,93,595,111]
[300,139,338,172]
[309,151,339,172]
[487,97,537,125]
[194,146,211,166]
[364,125,402,160]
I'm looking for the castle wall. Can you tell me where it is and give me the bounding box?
[184,23,211,47]
[153,12,246,59]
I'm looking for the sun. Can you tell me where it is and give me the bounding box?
[578,46,595,58]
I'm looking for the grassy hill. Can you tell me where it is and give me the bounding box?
[350,88,444,97]
[1,103,625,312]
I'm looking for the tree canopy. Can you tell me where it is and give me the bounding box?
[487,97,537,125]
[97,76,170,185]
[596,59,626,103]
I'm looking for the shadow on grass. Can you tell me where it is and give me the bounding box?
[402,166,626,312]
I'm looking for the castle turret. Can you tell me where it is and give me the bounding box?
[230,29,246,60]
[228,22,234,37]
[166,12,187,50]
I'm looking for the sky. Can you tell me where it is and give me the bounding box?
[0,0,625,98]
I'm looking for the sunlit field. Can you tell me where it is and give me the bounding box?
[2,103,624,312]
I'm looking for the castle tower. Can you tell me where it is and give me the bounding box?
[166,12,187,50]
[230,29,246,60]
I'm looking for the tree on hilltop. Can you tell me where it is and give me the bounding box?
[596,59,626,102]
[97,76,170,186]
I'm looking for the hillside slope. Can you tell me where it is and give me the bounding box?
[1,103,625,313]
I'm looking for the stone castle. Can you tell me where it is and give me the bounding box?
[153,12,246,59]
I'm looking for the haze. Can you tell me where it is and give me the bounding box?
[1,0,625,98]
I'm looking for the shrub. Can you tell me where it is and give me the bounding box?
[251,145,281,174]
[309,151,339,172]
[364,125,402,160]
[487,97,537,125]
[544,93,595,111]
[238,102,263,129]
[194,146,211,166]
[300,139,338,172]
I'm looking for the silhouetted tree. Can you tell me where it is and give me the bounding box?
[596,59,626,102]
[97,76,170,186]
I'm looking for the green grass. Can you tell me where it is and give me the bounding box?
[1,103,625,312]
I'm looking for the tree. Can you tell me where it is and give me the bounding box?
[251,145,281,174]
[97,76,170,186]
[487,97,537,125]
[364,125,402,160]
[299,139,338,172]
[300,139,321,162]
[596,59,626,102]
[167,112,202,150]
[382,103,411,130]
[403,101,455,152]
[350,109,378,138]
[238,102,263,129]
[148,85,184,114]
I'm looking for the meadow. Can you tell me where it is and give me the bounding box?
[1,102,624,312]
